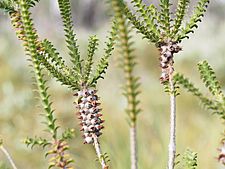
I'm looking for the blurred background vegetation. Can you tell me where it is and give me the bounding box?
[0,0,225,169]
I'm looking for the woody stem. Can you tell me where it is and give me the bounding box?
[0,145,18,169]
[130,124,138,169]
[93,135,108,169]
[168,75,176,169]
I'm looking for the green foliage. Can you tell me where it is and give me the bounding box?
[171,0,190,37]
[35,66,59,140]
[119,0,210,44]
[95,152,110,166]
[1,1,77,88]
[159,0,171,36]
[182,149,198,169]
[41,39,68,73]
[198,60,223,97]
[123,3,160,43]
[26,0,40,7]
[62,128,75,140]
[57,0,81,74]
[163,80,180,96]
[37,53,77,89]
[18,0,59,140]
[130,0,160,40]
[174,73,203,98]
[89,20,117,86]
[2,0,116,90]
[8,1,76,168]
[2,0,117,167]
[0,162,9,169]
[176,0,210,41]
[111,0,141,126]
[174,60,225,120]
[0,0,16,13]
[83,35,99,83]
[174,72,222,116]
[0,0,39,13]
[24,137,50,149]
[46,141,74,169]
[40,40,79,89]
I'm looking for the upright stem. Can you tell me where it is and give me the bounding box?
[168,77,176,169]
[0,146,18,169]
[130,125,138,169]
[93,135,109,169]
[158,40,181,169]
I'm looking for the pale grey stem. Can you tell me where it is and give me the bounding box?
[0,146,18,169]
[168,77,176,169]
[130,125,138,169]
[93,135,108,169]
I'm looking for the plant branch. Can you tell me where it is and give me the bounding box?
[93,135,109,169]
[0,145,18,169]
[111,1,141,169]
[130,126,138,169]
[168,77,176,169]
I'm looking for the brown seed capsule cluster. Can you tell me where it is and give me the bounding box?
[10,11,26,41]
[10,11,44,53]
[159,41,182,83]
[48,140,74,169]
[218,143,225,165]
[74,89,104,144]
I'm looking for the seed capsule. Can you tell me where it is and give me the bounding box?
[74,88,105,144]
[159,41,182,83]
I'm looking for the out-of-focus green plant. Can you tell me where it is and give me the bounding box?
[111,1,141,169]
[182,149,198,169]
[173,149,198,169]
[112,0,210,168]
[0,162,9,169]
[174,60,225,166]
[0,139,18,169]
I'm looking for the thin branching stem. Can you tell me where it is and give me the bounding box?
[0,145,18,169]
[159,40,180,169]
[93,135,109,169]
[168,77,176,169]
[130,125,138,169]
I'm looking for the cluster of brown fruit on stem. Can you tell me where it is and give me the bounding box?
[74,88,104,144]
[159,40,182,83]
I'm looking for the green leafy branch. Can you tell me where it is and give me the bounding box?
[159,0,171,36]
[0,1,76,168]
[111,0,141,168]
[176,0,210,41]
[83,35,99,83]
[118,0,209,44]
[123,2,160,43]
[112,0,141,127]
[0,0,16,13]
[171,0,190,37]
[174,60,225,119]
[182,149,198,169]
[57,0,81,74]
[174,60,225,162]
[198,61,223,98]
[88,20,117,86]
[174,72,223,117]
